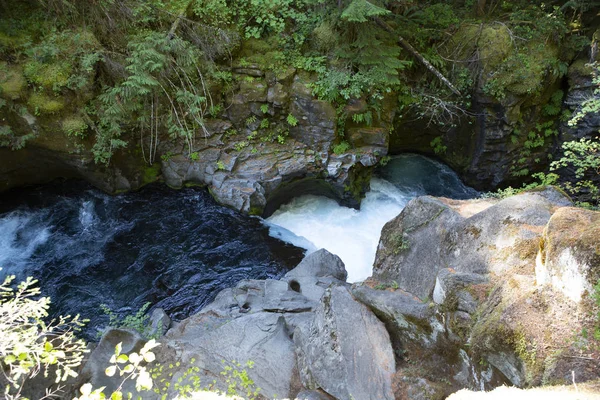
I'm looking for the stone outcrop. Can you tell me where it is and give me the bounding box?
[74,250,396,400]
[0,68,391,216]
[366,186,600,398]
[294,286,396,400]
[536,206,600,302]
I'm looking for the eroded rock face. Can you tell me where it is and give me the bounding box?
[73,250,396,400]
[373,187,571,301]
[294,285,396,400]
[1,70,391,215]
[536,206,600,302]
[370,187,600,395]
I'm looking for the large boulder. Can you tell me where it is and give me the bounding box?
[373,187,572,301]
[74,250,387,400]
[368,187,600,392]
[294,286,396,400]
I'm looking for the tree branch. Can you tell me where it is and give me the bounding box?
[373,16,462,96]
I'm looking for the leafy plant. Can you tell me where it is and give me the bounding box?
[430,136,447,155]
[286,113,298,127]
[0,274,88,400]
[99,302,161,340]
[333,141,350,155]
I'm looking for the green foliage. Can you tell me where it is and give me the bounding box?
[220,360,261,399]
[333,141,350,155]
[479,6,572,100]
[74,340,160,400]
[351,111,372,126]
[234,141,249,151]
[94,31,211,164]
[22,29,101,93]
[430,136,447,155]
[340,0,390,23]
[286,113,298,127]
[550,137,600,204]
[190,152,200,161]
[99,302,161,340]
[0,274,88,399]
[216,160,226,170]
[161,152,174,162]
[542,90,564,117]
[0,125,36,150]
[571,62,600,127]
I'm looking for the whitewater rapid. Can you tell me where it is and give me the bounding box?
[266,154,478,282]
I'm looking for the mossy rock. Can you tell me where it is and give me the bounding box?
[0,63,27,100]
[24,60,72,92]
[450,24,512,74]
[61,116,88,137]
[27,92,65,114]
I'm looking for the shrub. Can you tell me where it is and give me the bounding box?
[0,274,88,399]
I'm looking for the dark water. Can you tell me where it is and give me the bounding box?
[0,181,304,338]
[376,154,479,199]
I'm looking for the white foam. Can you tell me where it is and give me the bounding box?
[266,178,410,282]
[0,213,50,272]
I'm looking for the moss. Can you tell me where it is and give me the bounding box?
[27,92,64,114]
[0,64,27,100]
[61,116,88,137]
[344,164,372,203]
[569,59,593,78]
[248,206,263,216]
[450,24,512,73]
[142,163,162,185]
[0,31,29,50]
[23,61,72,92]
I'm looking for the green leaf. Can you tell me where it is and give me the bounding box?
[111,391,123,400]
[341,0,390,23]
[105,366,117,377]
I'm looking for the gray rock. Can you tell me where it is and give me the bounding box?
[148,307,171,337]
[433,268,487,305]
[294,286,396,400]
[267,82,289,107]
[295,389,336,400]
[374,196,463,300]
[487,352,525,387]
[161,312,298,399]
[374,188,572,300]
[351,284,433,323]
[77,329,146,397]
[285,249,347,281]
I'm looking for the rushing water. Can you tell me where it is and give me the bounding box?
[0,182,303,338]
[266,154,478,282]
[0,154,476,337]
